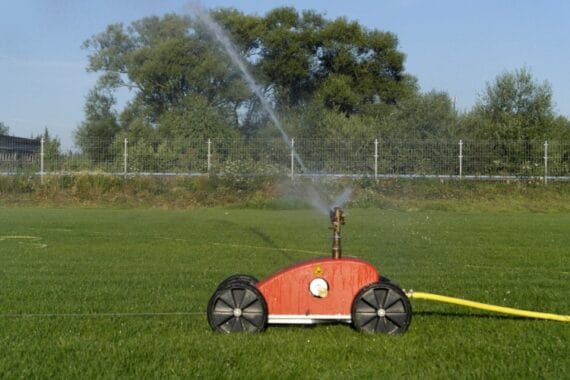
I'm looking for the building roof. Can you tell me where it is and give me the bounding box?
[0,135,41,153]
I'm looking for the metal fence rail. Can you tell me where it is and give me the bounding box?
[1,137,569,181]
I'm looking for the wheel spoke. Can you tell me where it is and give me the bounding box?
[354,313,377,330]
[357,298,377,312]
[374,288,388,309]
[241,312,264,328]
[383,290,402,311]
[240,290,259,310]
[228,317,241,333]
[211,311,234,327]
[218,317,237,333]
[385,298,405,313]
[374,316,383,332]
[385,312,408,328]
[213,298,233,313]
[238,318,248,332]
[377,317,398,333]
[219,291,237,309]
[231,288,245,308]
[242,300,263,315]
[362,290,380,309]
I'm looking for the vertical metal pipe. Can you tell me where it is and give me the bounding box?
[330,207,344,259]
[207,138,212,175]
[374,138,378,181]
[290,138,295,180]
[459,140,463,179]
[544,141,548,185]
[123,138,128,175]
[40,137,45,184]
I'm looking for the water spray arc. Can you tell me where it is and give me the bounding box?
[189,4,307,173]
[190,4,352,215]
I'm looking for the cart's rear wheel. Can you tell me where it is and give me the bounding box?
[352,282,412,334]
[207,282,267,333]
[216,274,258,289]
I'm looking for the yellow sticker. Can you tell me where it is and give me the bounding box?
[313,265,324,276]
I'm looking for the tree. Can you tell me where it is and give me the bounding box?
[0,121,9,135]
[82,14,251,126]
[385,91,459,139]
[158,94,238,140]
[217,7,416,114]
[469,68,555,140]
[552,115,570,140]
[80,8,417,143]
[74,87,120,160]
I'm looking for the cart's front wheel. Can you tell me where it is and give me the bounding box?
[207,282,267,333]
[352,282,412,334]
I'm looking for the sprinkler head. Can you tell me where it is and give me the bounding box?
[329,207,345,228]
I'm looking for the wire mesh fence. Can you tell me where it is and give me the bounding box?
[1,136,569,181]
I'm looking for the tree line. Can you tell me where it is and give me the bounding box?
[65,7,569,156]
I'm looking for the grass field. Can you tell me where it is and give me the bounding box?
[0,206,568,378]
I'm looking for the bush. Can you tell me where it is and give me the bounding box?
[216,159,285,191]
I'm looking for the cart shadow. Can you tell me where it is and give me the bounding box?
[211,218,296,262]
[246,227,296,262]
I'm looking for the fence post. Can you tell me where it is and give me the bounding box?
[40,137,45,184]
[207,138,212,175]
[544,141,548,185]
[374,138,379,181]
[458,139,463,179]
[123,138,128,175]
[290,138,295,180]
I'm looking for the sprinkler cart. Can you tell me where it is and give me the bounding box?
[207,207,412,334]
[207,208,569,333]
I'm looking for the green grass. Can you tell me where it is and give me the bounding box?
[0,207,568,378]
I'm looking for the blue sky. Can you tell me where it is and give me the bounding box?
[1,0,569,147]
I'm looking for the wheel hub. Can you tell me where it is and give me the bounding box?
[377,308,386,317]
[233,308,243,318]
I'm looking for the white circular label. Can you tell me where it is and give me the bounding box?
[309,278,329,298]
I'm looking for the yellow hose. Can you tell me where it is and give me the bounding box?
[406,291,570,323]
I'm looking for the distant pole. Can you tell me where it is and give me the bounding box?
[374,139,379,181]
[207,138,212,175]
[459,140,463,179]
[290,138,295,180]
[123,138,128,175]
[40,137,45,184]
[544,141,548,185]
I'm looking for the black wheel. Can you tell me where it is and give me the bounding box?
[216,274,258,289]
[379,276,403,289]
[351,282,412,334]
[207,282,267,333]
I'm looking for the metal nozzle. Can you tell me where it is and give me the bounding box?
[329,207,345,259]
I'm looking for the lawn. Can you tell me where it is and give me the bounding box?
[0,207,568,378]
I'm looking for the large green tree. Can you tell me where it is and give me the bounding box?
[77,7,416,145]
[81,14,250,130]
[217,7,416,114]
